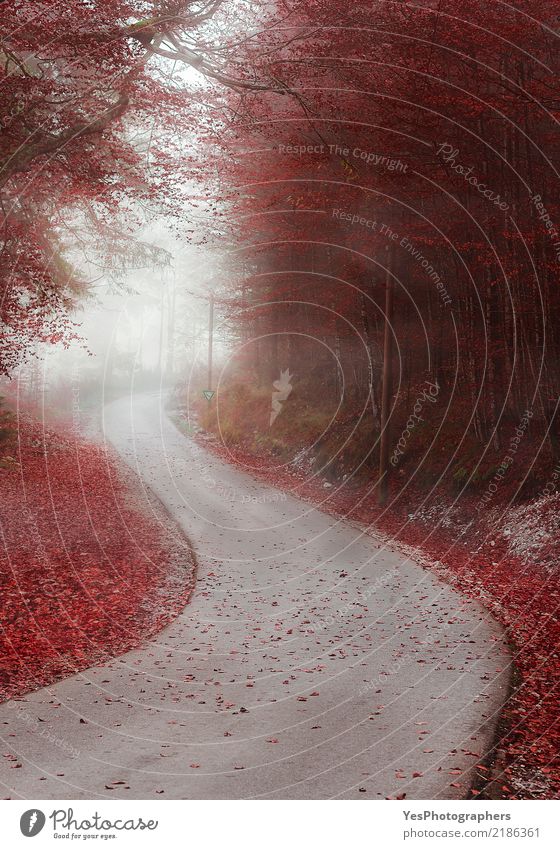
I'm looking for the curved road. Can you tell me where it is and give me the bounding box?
[0,393,510,799]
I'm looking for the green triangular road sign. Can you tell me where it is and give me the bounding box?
[202,389,215,401]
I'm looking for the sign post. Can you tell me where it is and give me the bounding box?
[378,246,394,506]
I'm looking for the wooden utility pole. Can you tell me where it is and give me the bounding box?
[167,278,176,380]
[138,304,144,373]
[378,245,394,506]
[157,281,166,376]
[207,291,214,394]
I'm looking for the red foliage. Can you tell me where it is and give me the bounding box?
[0,420,195,701]
[0,0,275,373]
[206,0,560,467]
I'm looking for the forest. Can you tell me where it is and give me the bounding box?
[0,0,559,809]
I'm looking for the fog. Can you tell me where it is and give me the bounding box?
[4,212,233,420]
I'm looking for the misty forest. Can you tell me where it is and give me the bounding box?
[0,0,559,803]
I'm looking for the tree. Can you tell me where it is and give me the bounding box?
[0,0,301,372]
[212,0,560,469]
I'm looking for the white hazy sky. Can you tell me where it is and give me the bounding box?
[34,211,231,394]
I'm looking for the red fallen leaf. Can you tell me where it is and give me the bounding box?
[190,763,200,768]
[450,782,461,788]
[0,422,196,705]
[309,691,320,696]
[412,771,423,777]
[267,738,279,743]
[423,749,434,753]
[233,765,245,770]
[297,696,307,701]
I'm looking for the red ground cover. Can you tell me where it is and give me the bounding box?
[193,430,560,800]
[0,419,195,702]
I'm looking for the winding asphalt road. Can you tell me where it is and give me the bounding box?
[0,393,510,799]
